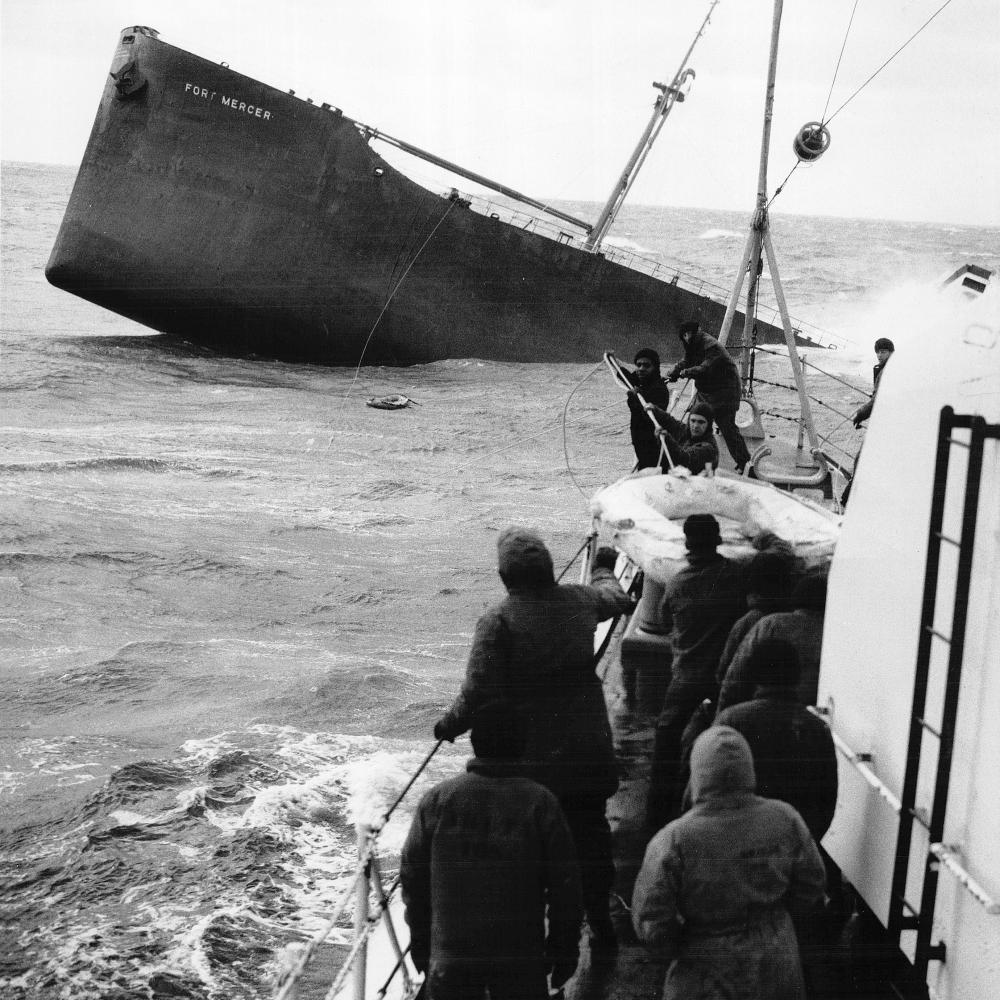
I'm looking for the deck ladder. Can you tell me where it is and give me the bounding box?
[886,406,1000,978]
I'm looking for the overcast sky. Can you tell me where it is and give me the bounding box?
[2,0,998,225]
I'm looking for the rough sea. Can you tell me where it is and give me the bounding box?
[2,159,998,999]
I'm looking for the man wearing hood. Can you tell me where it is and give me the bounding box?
[434,528,633,952]
[625,347,672,469]
[666,320,753,473]
[402,701,583,999]
[632,726,826,1000]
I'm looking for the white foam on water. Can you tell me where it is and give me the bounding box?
[602,235,657,254]
[698,227,743,240]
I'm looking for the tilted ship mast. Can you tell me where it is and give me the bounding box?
[586,1,720,251]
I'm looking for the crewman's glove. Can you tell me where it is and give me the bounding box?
[592,546,619,572]
[433,717,460,742]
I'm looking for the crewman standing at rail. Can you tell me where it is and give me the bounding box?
[402,700,583,998]
[434,528,632,954]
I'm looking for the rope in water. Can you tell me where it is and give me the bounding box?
[336,198,458,422]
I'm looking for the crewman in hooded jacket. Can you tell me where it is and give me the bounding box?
[402,701,583,999]
[434,528,633,952]
[633,726,826,1000]
[666,320,752,473]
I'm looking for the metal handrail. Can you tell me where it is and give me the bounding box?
[451,189,847,349]
[274,744,444,1000]
[929,843,1000,915]
[807,707,903,814]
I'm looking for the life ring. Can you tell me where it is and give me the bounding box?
[366,394,415,410]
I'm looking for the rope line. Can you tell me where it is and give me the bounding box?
[561,360,611,500]
[382,740,444,825]
[337,199,457,420]
[751,344,868,395]
[821,0,862,124]
[556,533,597,583]
[825,0,958,125]
[273,859,370,1000]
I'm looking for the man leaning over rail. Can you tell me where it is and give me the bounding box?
[402,700,583,999]
[434,528,633,955]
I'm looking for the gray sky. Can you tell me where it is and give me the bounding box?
[3,0,998,225]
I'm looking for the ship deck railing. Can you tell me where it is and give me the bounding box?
[272,744,441,1000]
[452,190,849,352]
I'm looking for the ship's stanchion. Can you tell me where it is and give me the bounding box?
[353,825,370,1000]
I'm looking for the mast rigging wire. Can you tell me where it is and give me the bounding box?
[768,0,957,208]
[821,0,862,124]
[825,0,958,126]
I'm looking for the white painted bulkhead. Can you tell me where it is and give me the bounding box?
[819,276,1000,999]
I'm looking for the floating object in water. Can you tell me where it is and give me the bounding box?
[792,121,831,162]
[366,394,416,410]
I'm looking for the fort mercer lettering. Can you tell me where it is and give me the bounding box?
[183,82,273,120]
[220,95,271,119]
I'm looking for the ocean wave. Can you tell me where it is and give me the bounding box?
[602,235,656,255]
[698,227,743,240]
[0,455,173,474]
[2,722,463,998]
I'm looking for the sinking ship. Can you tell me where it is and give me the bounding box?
[45,25,831,367]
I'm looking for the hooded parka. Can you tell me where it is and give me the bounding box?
[436,529,631,798]
[633,726,826,1000]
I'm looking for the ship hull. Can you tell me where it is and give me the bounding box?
[47,28,787,366]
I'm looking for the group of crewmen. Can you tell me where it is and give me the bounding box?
[395,323,894,999]
[399,525,837,999]
[626,320,752,476]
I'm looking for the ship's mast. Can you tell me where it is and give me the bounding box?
[585,0,719,252]
[717,0,820,455]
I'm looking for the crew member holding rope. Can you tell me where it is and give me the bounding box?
[625,348,672,469]
[434,528,632,957]
[666,321,753,475]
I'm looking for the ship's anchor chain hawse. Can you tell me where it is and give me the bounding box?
[110,59,147,100]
